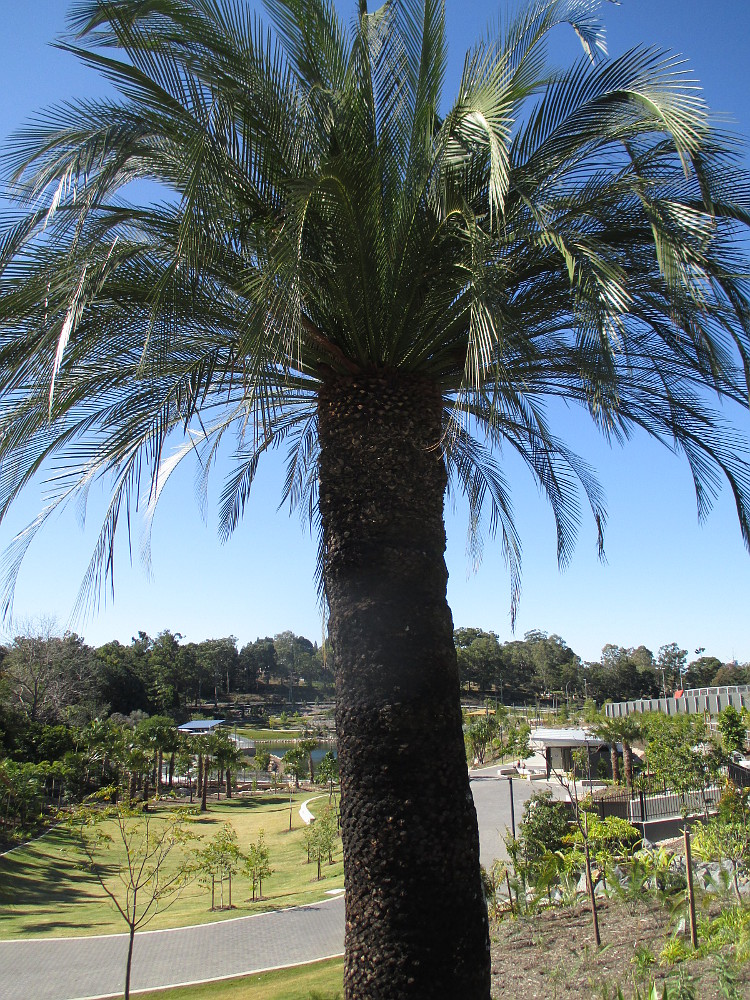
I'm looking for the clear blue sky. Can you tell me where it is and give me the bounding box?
[1,1,749,664]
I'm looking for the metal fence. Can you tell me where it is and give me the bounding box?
[588,762,750,825]
[728,761,750,789]
[592,785,722,824]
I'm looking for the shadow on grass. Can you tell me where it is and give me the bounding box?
[0,826,103,913]
[16,917,100,934]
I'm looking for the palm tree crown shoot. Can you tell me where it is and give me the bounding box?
[1,2,750,997]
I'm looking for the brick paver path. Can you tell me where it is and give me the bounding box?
[0,894,345,1000]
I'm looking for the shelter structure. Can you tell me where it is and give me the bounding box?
[177,719,225,735]
[529,727,615,779]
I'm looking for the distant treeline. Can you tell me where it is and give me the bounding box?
[0,623,746,737]
[0,625,328,731]
[455,628,748,704]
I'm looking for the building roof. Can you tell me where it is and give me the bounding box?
[177,719,225,733]
[530,727,607,748]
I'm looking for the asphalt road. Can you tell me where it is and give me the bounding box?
[0,771,566,1000]
[470,765,569,865]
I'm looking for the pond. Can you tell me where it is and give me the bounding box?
[261,743,336,764]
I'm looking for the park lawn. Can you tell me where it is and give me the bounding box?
[132,957,344,1000]
[0,794,344,939]
[236,726,304,741]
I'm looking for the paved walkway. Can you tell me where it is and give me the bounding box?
[0,896,345,1000]
[469,764,569,865]
[0,769,564,1000]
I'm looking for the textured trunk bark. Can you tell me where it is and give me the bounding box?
[318,370,491,1000]
[201,759,209,812]
[623,742,634,789]
[610,745,620,784]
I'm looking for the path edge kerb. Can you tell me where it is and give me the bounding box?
[0,891,345,945]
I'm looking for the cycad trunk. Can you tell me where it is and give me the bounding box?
[318,370,491,1000]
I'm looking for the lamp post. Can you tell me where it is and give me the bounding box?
[289,773,294,831]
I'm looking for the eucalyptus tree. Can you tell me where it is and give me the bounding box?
[1,1,750,997]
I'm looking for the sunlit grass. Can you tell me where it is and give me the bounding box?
[132,957,344,1000]
[235,726,304,741]
[0,794,343,939]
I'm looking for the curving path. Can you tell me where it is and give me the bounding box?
[0,769,566,1000]
[0,896,345,1000]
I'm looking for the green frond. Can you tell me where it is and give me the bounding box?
[1,0,749,622]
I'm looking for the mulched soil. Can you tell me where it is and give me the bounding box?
[489,897,750,999]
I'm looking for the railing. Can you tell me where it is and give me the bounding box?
[589,764,750,825]
[591,784,722,824]
[728,761,750,788]
[629,786,721,823]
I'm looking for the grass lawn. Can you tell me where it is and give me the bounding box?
[129,958,343,1000]
[235,726,304,741]
[0,794,343,939]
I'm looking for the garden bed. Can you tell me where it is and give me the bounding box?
[490,897,748,999]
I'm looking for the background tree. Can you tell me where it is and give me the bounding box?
[95,640,152,717]
[317,750,339,802]
[245,828,272,902]
[69,803,198,1000]
[692,811,750,902]
[524,631,580,699]
[195,822,244,910]
[2,2,750,996]
[147,631,187,717]
[465,713,498,765]
[0,758,49,839]
[174,736,197,802]
[505,721,533,764]
[240,638,278,687]
[193,734,216,813]
[657,643,689,696]
[284,745,308,789]
[135,715,178,801]
[590,712,623,784]
[683,655,724,690]
[307,805,339,880]
[584,645,660,704]
[718,705,747,757]
[194,638,239,706]
[610,715,641,790]
[236,641,261,692]
[212,730,245,798]
[455,628,503,692]
[2,621,101,724]
[644,715,725,817]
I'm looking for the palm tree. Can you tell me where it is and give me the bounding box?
[591,711,642,787]
[2,2,750,996]
[212,729,246,797]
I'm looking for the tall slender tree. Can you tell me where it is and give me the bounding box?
[2,2,750,996]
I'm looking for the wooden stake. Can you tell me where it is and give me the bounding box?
[683,824,698,948]
[583,813,601,947]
